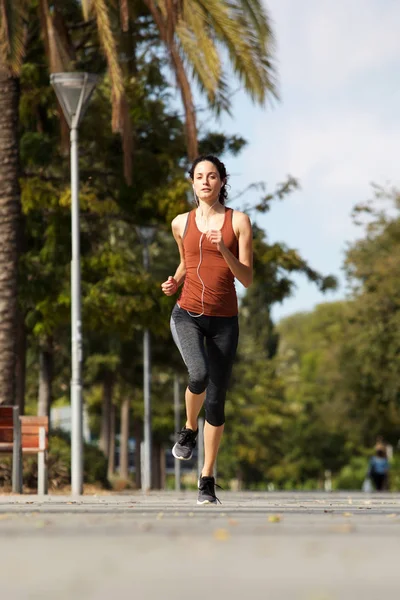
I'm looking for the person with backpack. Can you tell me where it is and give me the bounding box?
[367,443,389,491]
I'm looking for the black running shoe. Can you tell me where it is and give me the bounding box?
[172,427,198,460]
[197,475,221,505]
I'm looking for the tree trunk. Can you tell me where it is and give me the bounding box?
[134,418,142,489]
[151,442,166,490]
[144,0,198,160]
[159,444,166,490]
[169,44,198,160]
[99,372,113,456]
[15,307,26,414]
[236,468,243,491]
[107,402,116,481]
[119,396,130,480]
[152,440,161,490]
[0,70,21,405]
[38,337,53,419]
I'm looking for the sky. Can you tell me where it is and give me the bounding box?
[203,0,400,322]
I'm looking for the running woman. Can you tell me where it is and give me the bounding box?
[161,155,253,504]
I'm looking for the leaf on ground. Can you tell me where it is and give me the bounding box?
[213,528,230,541]
[268,515,282,523]
[329,523,355,533]
[34,520,48,528]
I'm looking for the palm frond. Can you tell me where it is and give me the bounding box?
[176,5,221,102]
[143,0,167,44]
[119,0,129,32]
[91,0,133,181]
[144,0,198,158]
[91,0,124,127]
[195,0,278,104]
[155,0,166,18]
[82,0,93,21]
[199,73,231,116]
[237,0,273,41]
[39,0,73,73]
[120,94,133,185]
[165,0,184,42]
[0,0,28,75]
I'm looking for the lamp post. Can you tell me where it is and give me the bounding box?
[50,72,98,495]
[174,374,181,491]
[136,225,156,492]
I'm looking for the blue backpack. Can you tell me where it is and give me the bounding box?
[369,455,389,475]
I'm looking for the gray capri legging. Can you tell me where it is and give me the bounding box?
[170,304,239,426]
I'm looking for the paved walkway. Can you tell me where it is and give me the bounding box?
[1,491,399,599]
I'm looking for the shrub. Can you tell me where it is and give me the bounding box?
[0,429,109,491]
[334,456,369,490]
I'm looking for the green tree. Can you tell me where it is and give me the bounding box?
[340,186,400,447]
[275,302,352,485]
[270,185,400,487]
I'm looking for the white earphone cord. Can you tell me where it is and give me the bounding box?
[187,197,219,318]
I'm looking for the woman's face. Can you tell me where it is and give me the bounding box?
[192,160,223,203]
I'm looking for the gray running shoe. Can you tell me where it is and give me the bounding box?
[172,427,198,460]
[197,475,221,505]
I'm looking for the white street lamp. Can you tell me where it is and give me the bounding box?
[136,225,156,492]
[174,374,181,491]
[50,72,98,495]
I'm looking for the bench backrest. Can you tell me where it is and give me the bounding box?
[0,409,48,452]
[0,406,18,444]
[20,416,49,450]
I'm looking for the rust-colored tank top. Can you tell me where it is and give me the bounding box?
[179,207,239,317]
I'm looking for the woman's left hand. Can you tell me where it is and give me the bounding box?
[206,229,225,252]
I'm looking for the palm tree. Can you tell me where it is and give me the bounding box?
[142,0,277,159]
[0,0,29,404]
[0,0,136,406]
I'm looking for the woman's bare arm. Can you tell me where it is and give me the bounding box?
[161,213,188,295]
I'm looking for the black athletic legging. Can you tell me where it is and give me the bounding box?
[170,304,239,427]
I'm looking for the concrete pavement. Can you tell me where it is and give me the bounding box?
[1,491,399,599]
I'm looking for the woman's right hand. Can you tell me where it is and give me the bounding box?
[161,276,178,296]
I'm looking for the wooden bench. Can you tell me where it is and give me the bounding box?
[20,416,49,495]
[0,407,49,494]
[0,406,22,493]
